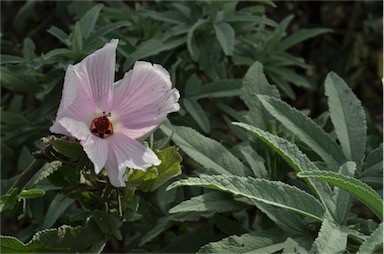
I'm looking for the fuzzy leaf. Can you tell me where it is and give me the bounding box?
[356,223,383,254]
[167,174,325,220]
[311,219,348,253]
[160,123,251,176]
[257,95,345,168]
[298,170,383,221]
[169,191,248,214]
[324,72,367,169]
[198,230,287,253]
[183,98,210,133]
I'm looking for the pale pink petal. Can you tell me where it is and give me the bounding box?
[109,132,161,171]
[112,61,180,139]
[74,39,118,110]
[50,65,96,136]
[104,150,126,187]
[59,117,108,174]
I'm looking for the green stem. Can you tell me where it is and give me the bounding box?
[10,159,47,191]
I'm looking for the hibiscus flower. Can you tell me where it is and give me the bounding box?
[50,39,180,187]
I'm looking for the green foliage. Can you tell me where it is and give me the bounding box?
[1,0,381,253]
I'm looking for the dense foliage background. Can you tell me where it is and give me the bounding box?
[1,1,382,253]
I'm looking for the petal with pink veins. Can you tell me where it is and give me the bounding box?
[74,39,118,110]
[59,117,108,174]
[109,132,161,172]
[104,149,126,187]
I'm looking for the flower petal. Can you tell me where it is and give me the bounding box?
[59,117,108,174]
[104,150,126,187]
[112,61,180,139]
[109,132,161,171]
[50,65,96,136]
[74,39,118,110]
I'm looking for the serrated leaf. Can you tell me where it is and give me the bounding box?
[239,61,280,130]
[279,28,332,51]
[298,170,383,221]
[19,189,45,200]
[127,146,182,192]
[160,123,251,176]
[0,235,40,253]
[214,22,235,56]
[198,229,287,253]
[356,223,383,254]
[324,72,367,169]
[78,4,102,39]
[167,174,325,220]
[32,161,63,185]
[183,98,210,133]
[52,139,84,159]
[257,95,345,168]
[169,191,248,214]
[311,219,348,253]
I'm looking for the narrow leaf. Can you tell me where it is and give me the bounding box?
[167,174,325,220]
[41,194,75,229]
[279,28,332,51]
[257,95,345,168]
[160,123,251,176]
[214,22,235,56]
[298,170,383,221]
[183,98,210,133]
[78,4,103,39]
[324,72,367,169]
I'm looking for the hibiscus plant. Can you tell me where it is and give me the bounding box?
[1,1,382,253]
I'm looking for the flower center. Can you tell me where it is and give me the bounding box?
[90,111,113,139]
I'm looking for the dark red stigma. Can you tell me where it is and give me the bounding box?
[90,112,113,139]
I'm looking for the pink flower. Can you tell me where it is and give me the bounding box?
[50,39,180,187]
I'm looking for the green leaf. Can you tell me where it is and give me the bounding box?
[239,61,279,130]
[22,38,35,62]
[0,55,25,64]
[298,170,383,221]
[0,66,39,93]
[167,174,325,220]
[0,110,28,125]
[0,187,19,212]
[73,22,83,52]
[279,28,332,51]
[357,223,383,254]
[169,191,249,214]
[78,4,103,39]
[47,26,69,45]
[198,230,287,253]
[360,144,383,188]
[0,235,40,253]
[183,98,210,133]
[257,95,345,168]
[140,212,201,246]
[187,79,242,100]
[311,219,348,253]
[265,15,294,54]
[238,145,268,178]
[187,19,208,60]
[52,139,84,159]
[84,21,130,51]
[214,22,235,56]
[125,37,185,67]
[18,189,45,200]
[127,146,182,192]
[32,161,63,185]
[41,194,75,229]
[324,72,367,169]
[160,123,251,176]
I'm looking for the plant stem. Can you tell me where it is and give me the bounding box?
[10,159,47,191]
